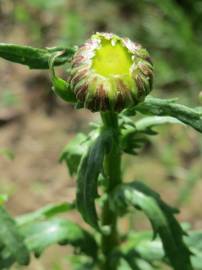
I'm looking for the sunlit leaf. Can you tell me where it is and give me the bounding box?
[135,116,183,132]
[112,181,193,270]
[16,201,75,226]
[20,218,97,259]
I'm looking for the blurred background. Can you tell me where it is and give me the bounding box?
[0,0,202,269]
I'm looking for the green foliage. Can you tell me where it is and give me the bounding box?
[112,181,193,270]
[186,231,202,270]
[121,231,163,267]
[68,255,95,270]
[0,207,30,267]
[16,202,75,226]
[51,76,76,103]
[121,229,202,270]
[0,203,97,269]
[134,116,183,132]
[0,44,76,69]
[60,133,90,176]
[76,129,113,229]
[134,96,202,132]
[20,218,97,259]
[120,114,183,155]
[137,0,202,88]
[49,52,77,103]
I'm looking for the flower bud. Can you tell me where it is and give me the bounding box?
[69,32,153,112]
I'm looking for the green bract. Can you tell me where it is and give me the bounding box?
[69,32,153,112]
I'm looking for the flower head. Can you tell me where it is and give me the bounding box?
[69,32,153,112]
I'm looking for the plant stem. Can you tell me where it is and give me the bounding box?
[100,111,122,270]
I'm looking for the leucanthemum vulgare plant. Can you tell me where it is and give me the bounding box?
[0,32,202,270]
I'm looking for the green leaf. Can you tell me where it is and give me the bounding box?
[112,181,193,270]
[49,51,76,103]
[120,115,183,155]
[68,255,95,270]
[121,231,164,269]
[113,248,154,270]
[121,230,202,270]
[76,129,113,230]
[0,207,30,266]
[52,76,76,103]
[185,231,202,270]
[135,116,183,133]
[0,253,16,270]
[123,256,154,270]
[128,96,202,132]
[16,201,75,226]
[117,259,133,270]
[120,232,172,269]
[121,133,149,155]
[60,133,90,176]
[20,218,97,259]
[0,44,76,69]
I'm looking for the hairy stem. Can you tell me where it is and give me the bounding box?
[100,112,122,270]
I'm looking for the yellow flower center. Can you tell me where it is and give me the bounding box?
[92,40,132,77]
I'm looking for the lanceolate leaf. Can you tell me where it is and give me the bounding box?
[16,201,75,226]
[128,96,202,132]
[0,44,76,69]
[76,130,113,229]
[112,182,193,270]
[20,218,97,259]
[0,207,30,266]
[135,116,183,133]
